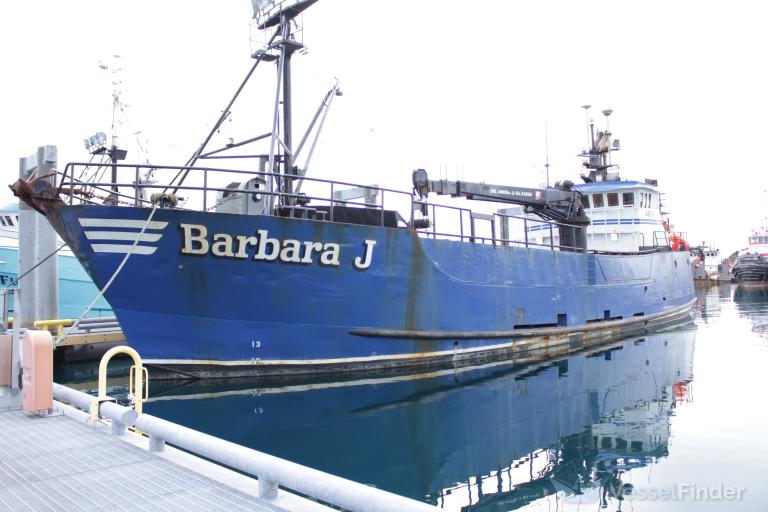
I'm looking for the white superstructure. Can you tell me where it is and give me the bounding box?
[524,107,681,253]
[527,180,667,252]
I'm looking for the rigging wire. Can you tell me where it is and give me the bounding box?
[75,153,99,182]
[8,242,68,288]
[167,27,281,193]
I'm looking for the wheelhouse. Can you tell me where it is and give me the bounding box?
[527,181,665,252]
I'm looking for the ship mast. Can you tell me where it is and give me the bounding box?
[255,0,318,209]
[579,106,620,183]
[169,0,319,206]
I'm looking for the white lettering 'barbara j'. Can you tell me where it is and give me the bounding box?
[179,223,373,269]
[353,240,376,270]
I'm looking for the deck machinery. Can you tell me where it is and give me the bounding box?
[412,169,591,251]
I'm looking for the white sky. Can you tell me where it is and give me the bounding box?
[2,0,767,255]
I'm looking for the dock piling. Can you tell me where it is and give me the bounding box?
[18,145,59,328]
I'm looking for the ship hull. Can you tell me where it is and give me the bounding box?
[50,205,695,378]
[732,254,768,282]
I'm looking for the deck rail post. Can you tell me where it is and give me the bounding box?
[111,418,126,436]
[259,477,279,500]
[149,435,166,452]
[134,166,140,206]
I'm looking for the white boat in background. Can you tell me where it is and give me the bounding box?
[0,203,112,319]
[689,243,731,282]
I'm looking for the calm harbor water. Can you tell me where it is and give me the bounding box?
[57,284,768,510]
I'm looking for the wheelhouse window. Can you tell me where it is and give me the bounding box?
[607,193,619,207]
[592,194,604,208]
[622,192,634,206]
[582,194,591,209]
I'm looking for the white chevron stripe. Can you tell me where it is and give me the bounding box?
[79,218,168,230]
[91,244,158,255]
[84,231,162,242]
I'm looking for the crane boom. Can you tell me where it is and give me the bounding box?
[411,168,590,251]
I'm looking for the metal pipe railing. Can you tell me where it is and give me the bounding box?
[52,383,436,512]
[56,162,667,255]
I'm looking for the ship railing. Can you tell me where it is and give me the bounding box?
[57,162,417,229]
[652,230,669,248]
[56,162,656,254]
[412,199,589,252]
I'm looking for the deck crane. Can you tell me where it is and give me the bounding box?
[411,169,591,251]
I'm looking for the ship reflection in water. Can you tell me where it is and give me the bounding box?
[94,325,689,511]
[734,284,768,339]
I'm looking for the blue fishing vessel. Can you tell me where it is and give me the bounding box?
[11,0,695,378]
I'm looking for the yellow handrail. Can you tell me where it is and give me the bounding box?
[96,346,148,416]
[128,365,150,406]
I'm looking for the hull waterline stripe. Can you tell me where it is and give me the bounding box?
[148,332,686,401]
[349,299,696,339]
[143,300,695,367]
[78,218,168,230]
[84,231,162,242]
[91,244,157,255]
[144,335,553,366]
[146,343,632,401]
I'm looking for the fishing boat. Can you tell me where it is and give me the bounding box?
[732,253,768,282]
[731,222,768,282]
[10,0,696,379]
[689,242,730,282]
